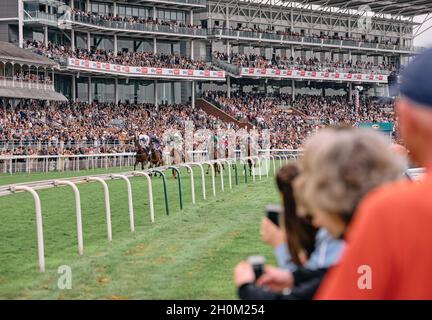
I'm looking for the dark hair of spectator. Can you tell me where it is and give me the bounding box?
[276,164,318,265]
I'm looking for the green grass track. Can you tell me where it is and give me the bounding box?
[0,161,284,299]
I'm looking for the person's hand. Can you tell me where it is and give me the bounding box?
[257,265,294,292]
[260,217,285,248]
[234,261,255,288]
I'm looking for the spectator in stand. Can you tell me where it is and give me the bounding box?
[26,40,212,70]
[214,51,396,73]
[71,8,202,30]
[0,101,232,155]
[203,91,395,149]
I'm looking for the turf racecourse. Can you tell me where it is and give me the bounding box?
[0,162,282,299]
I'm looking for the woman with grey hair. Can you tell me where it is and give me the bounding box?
[294,126,405,238]
[234,126,405,300]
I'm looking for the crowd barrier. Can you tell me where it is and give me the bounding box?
[0,153,424,273]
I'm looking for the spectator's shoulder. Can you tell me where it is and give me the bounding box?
[357,178,424,217]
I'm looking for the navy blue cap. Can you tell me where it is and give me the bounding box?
[400,48,432,108]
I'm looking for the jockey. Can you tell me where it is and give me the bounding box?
[150,133,162,152]
[138,133,150,149]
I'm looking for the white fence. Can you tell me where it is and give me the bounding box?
[0,149,303,174]
[0,153,136,174]
[0,153,424,273]
[0,154,285,272]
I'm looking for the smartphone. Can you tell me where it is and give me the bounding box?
[265,204,282,227]
[247,255,266,281]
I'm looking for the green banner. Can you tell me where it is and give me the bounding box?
[358,122,394,132]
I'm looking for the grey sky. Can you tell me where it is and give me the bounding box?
[414,15,432,48]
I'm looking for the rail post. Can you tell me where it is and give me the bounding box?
[268,155,276,176]
[87,176,112,241]
[111,174,135,233]
[133,171,155,223]
[53,180,84,254]
[168,166,183,210]
[180,164,195,204]
[232,160,238,185]
[220,159,232,190]
[10,185,45,272]
[252,156,262,180]
[149,169,169,216]
[190,163,206,200]
[239,159,247,183]
[203,161,216,197]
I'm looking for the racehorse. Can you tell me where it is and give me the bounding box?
[134,140,149,170]
[148,143,164,170]
[206,143,224,175]
[170,147,183,179]
[247,142,255,176]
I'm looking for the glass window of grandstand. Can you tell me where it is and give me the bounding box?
[91,36,114,51]
[117,79,155,104]
[23,1,40,13]
[158,9,185,23]
[55,75,72,100]
[76,77,89,102]
[117,5,149,19]
[92,78,115,103]
[90,2,112,16]
[74,0,86,11]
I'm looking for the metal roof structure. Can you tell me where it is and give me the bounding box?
[215,0,432,18]
[300,0,432,17]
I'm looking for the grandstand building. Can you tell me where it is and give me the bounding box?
[0,0,432,156]
[0,0,430,103]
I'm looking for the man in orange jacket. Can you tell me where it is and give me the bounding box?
[316,48,432,299]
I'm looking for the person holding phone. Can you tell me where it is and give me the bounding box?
[234,127,404,299]
[260,164,344,272]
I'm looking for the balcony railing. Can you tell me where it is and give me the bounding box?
[212,58,240,75]
[72,14,207,37]
[213,59,392,76]
[25,11,207,37]
[24,11,59,26]
[24,13,425,54]
[0,77,54,91]
[209,28,421,53]
[136,0,206,6]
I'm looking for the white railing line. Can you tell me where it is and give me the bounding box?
[188,162,206,200]
[111,174,135,233]
[202,161,216,197]
[87,177,112,241]
[179,164,195,204]
[10,185,45,272]
[54,180,84,255]
[132,171,155,223]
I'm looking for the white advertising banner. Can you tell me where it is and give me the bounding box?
[239,67,388,83]
[68,58,226,81]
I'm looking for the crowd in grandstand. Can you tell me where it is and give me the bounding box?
[26,40,212,70]
[6,72,52,85]
[203,91,396,149]
[234,48,432,300]
[213,52,396,73]
[0,101,229,156]
[0,92,397,155]
[72,8,203,30]
[216,25,402,46]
